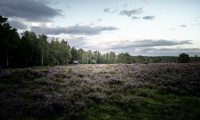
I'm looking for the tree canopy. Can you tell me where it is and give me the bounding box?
[177,53,190,63]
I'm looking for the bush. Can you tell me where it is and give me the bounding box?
[177,53,190,63]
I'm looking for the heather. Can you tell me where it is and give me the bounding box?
[0,63,200,120]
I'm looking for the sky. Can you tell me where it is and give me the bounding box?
[0,0,200,56]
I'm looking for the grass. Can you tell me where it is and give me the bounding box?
[0,63,200,120]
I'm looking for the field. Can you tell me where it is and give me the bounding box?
[0,63,200,120]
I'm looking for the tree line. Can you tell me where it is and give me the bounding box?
[0,16,199,68]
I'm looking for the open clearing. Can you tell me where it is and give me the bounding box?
[0,63,200,120]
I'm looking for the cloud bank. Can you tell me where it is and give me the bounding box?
[139,47,200,56]
[103,39,192,49]
[0,0,62,22]
[8,19,28,30]
[31,25,118,35]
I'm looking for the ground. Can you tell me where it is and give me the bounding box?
[0,63,200,120]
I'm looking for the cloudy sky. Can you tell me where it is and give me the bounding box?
[1,0,200,56]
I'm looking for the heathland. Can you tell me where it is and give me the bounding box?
[0,63,200,120]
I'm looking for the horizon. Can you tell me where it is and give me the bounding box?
[1,0,200,56]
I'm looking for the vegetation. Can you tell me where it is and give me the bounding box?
[1,15,199,68]
[1,15,200,120]
[177,53,190,63]
[0,63,200,119]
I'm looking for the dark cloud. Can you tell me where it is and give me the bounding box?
[104,8,110,12]
[180,25,187,27]
[143,16,155,20]
[106,39,192,49]
[0,0,62,22]
[31,25,118,35]
[8,19,28,30]
[120,8,143,17]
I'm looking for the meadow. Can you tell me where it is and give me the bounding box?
[0,63,200,120]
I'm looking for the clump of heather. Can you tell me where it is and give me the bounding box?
[0,69,11,79]
[12,68,43,80]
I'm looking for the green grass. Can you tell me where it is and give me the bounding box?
[81,89,200,120]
